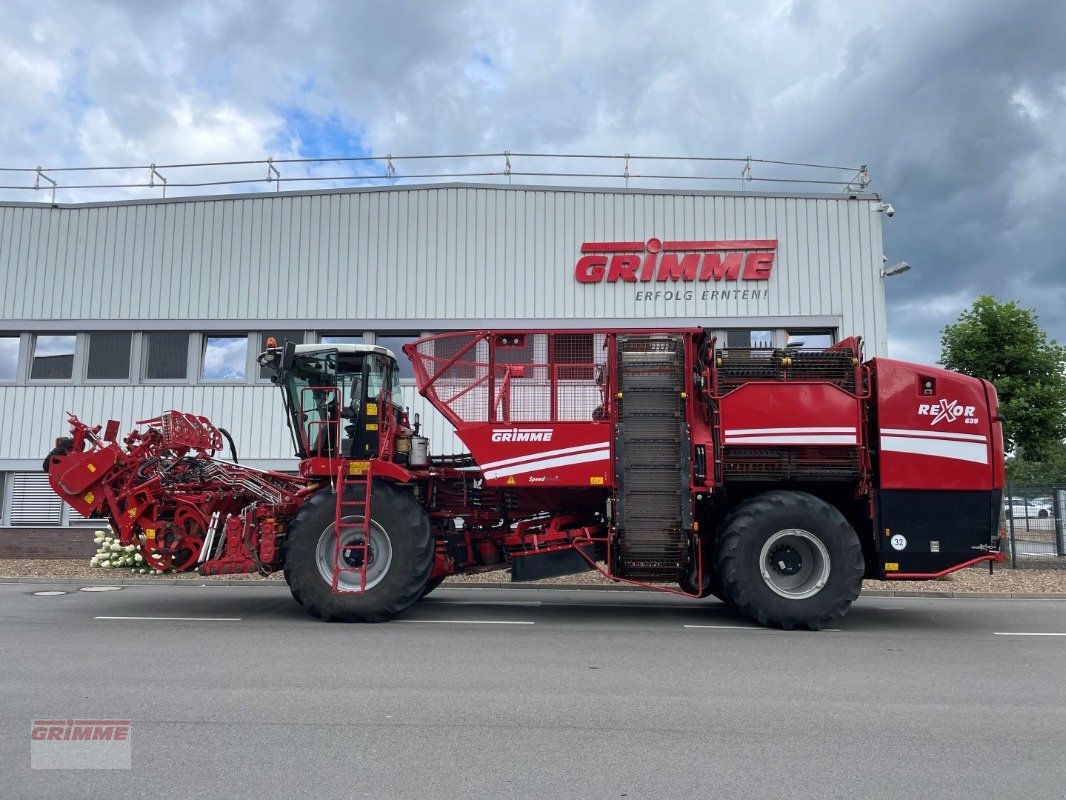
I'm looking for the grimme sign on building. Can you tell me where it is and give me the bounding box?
[0,183,886,532]
[575,237,777,304]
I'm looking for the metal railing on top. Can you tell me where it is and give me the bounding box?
[0,152,872,204]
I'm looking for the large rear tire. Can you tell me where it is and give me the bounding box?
[284,480,434,622]
[714,490,863,630]
[420,575,446,598]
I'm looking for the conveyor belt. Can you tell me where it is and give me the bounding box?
[615,335,691,581]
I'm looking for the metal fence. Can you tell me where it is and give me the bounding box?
[1001,485,1066,568]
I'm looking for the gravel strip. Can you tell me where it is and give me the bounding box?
[0,559,283,582]
[2,559,1063,594]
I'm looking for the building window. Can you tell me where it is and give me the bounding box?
[9,472,63,526]
[0,336,18,381]
[787,330,835,349]
[554,334,594,380]
[376,334,419,381]
[144,332,189,380]
[86,332,132,380]
[30,334,76,380]
[202,335,248,381]
[725,330,774,349]
[258,331,305,380]
[320,333,364,345]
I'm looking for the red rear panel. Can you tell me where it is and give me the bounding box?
[718,382,862,447]
[869,358,1002,579]
[457,422,613,488]
[872,358,996,490]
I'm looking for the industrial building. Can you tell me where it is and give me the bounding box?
[0,182,888,547]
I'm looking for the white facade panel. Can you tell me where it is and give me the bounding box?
[0,183,885,482]
[0,185,884,340]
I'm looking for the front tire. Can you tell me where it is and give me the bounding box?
[284,480,434,622]
[714,490,863,630]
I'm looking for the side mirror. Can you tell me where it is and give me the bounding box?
[281,341,296,371]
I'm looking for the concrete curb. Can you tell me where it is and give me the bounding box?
[1,576,1064,598]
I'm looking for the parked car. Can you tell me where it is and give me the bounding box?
[1030,496,1054,515]
[1005,498,1049,519]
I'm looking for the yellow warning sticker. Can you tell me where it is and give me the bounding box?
[366,402,378,416]
[83,492,94,504]
[506,476,517,486]
[127,507,138,517]
[145,529,156,539]
[589,476,605,485]
[87,463,97,473]
[348,461,370,476]
[365,423,379,431]
[885,562,899,571]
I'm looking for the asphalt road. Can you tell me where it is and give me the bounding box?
[2,582,1065,800]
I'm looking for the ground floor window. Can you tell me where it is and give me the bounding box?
[7,473,64,527]
[786,329,836,349]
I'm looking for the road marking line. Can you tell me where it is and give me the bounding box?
[94,616,241,621]
[431,600,542,607]
[398,619,534,625]
[684,624,842,632]
[993,632,1066,637]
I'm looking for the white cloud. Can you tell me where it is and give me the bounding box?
[0,0,1063,357]
[895,290,974,321]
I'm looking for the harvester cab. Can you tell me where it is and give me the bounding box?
[259,342,402,461]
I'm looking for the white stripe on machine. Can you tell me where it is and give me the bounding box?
[480,442,610,471]
[881,434,988,464]
[723,427,858,446]
[880,427,988,442]
[483,448,611,479]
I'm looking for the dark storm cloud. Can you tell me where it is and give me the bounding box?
[0,0,1063,363]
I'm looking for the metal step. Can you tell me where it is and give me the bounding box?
[622,420,677,439]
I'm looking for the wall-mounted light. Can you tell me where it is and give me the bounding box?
[881,261,911,278]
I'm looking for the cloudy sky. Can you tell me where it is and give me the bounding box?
[2,0,1063,364]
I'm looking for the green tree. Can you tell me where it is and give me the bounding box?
[940,296,1066,459]
[1005,443,1066,485]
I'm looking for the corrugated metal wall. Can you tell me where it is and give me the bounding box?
[0,185,884,331]
[0,184,885,472]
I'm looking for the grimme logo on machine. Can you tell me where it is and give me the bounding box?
[575,238,778,284]
[491,428,554,442]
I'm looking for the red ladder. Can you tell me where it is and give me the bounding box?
[332,461,373,593]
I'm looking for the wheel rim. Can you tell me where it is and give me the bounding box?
[315,516,393,591]
[758,528,831,600]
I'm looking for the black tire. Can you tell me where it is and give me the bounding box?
[43,438,74,473]
[714,490,863,631]
[284,480,434,622]
[420,575,446,598]
[1039,509,1049,519]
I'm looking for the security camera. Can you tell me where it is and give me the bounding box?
[876,202,895,217]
